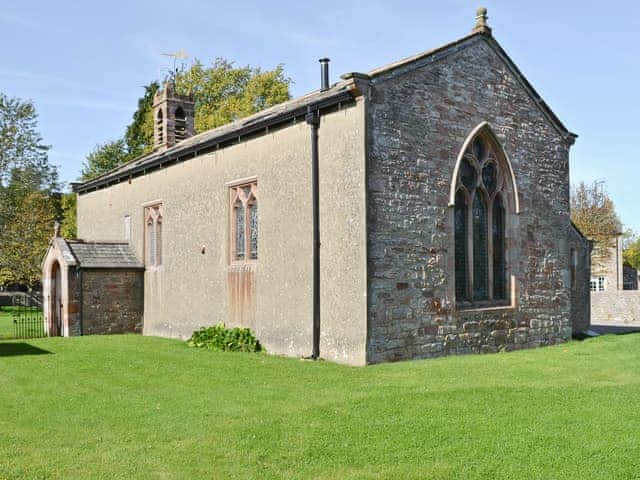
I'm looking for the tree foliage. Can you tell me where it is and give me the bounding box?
[124,81,160,159]
[0,190,57,286]
[174,59,291,132]
[622,230,640,269]
[0,94,60,287]
[80,59,291,181]
[60,192,77,239]
[570,181,621,255]
[80,139,128,181]
[0,94,51,185]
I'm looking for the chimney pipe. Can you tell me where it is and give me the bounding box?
[319,58,330,91]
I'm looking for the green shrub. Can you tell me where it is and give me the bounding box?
[187,323,262,352]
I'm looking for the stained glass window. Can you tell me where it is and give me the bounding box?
[454,132,510,306]
[249,202,258,260]
[235,201,245,260]
[230,181,258,263]
[472,138,486,161]
[493,195,505,299]
[482,162,498,195]
[460,158,476,191]
[455,190,468,301]
[472,193,488,300]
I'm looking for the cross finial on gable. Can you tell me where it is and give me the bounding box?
[472,7,492,35]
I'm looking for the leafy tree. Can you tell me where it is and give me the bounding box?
[124,81,160,158]
[623,230,640,269]
[80,61,291,181]
[571,181,621,257]
[60,192,77,238]
[0,93,60,287]
[0,190,56,286]
[0,94,51,185]
[174,59,291,132]
[80,139,128,181]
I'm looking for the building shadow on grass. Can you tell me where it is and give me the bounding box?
[590,325,640,336]
[0,342,53,357]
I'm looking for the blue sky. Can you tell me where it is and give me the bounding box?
[1,1,639,231]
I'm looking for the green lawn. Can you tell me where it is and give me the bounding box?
[0,307,16,339]
[0,307,44,340]
[1,334,639,479]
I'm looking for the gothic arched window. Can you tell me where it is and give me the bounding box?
[230,181,258,263]
[145,204,163,267]
[454,133,511,306]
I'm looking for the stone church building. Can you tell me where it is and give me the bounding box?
[44,9,591,365]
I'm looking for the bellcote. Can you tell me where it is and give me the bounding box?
[152,82,195,152]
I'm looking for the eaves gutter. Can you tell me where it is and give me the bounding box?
[74,90,355,195]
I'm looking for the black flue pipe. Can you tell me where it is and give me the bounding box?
[306,105,321,359]
[319,58,330,91]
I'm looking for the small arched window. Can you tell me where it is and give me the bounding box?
[230,181,258,263]
[454,132,512,307]
[145,204,163,267]
[174,106,187,142]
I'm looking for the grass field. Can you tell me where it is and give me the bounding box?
[1,334,639,479]
[0,307,16,339]
[0,307,44,340]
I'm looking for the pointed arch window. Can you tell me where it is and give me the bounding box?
[145,204,163,267]
[454,134,512,307]
[230,181,258,263]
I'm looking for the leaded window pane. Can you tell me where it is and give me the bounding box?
[460,158,476,191]
[472,138,486,162]
[235,203,245,260]
[482,162,498,195]
[493,195,506,300]
[250,201,258,260]
[455,191,469,301]
[472,193,489,300]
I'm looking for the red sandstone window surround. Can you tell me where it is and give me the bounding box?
[144,203,163,268]
[229,180,258,263]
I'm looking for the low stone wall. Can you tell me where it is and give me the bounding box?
[591,291,640,325]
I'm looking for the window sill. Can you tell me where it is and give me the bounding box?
[455,302,513,313]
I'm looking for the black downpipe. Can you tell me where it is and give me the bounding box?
[306,106,321,359]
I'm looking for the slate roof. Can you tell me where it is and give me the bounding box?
[65,241,144,269]
[75,27,576,195]
[75,81,355,194]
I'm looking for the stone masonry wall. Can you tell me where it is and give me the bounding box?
[567,226,591,333]
[591,291,640,325]
[366,35,574,363]
[81,269,143,334]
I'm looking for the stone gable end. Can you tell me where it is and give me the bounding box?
[366,35,575,363]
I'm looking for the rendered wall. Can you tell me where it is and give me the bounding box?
[77,102,367,365]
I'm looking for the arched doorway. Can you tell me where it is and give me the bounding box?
[50,261,62,336]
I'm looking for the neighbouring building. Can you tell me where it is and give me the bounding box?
[590,229,640,325]
[44,9,592,365]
